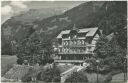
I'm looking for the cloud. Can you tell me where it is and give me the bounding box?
[10,1,27,9]
[1,5,13,23]
[1,5,13,16]
[10,1,29,15]
[1,1,29,23]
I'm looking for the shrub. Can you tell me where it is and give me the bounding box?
[21,73,31,82]
[39,65,61,82]
[16,33,54,66]
[21,67,33,82]
[17,58,23,65]
[65,72,88,83]
[2,64,13,76]
[103,74,112,83]
[94,35,126,72]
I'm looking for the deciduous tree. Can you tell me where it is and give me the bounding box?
[16,33,53,65]
[94,35,126,71]
[65,72,88,83]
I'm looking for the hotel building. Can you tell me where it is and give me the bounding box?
[54,25,101,64]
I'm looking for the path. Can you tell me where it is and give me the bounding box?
[60,64,89,83]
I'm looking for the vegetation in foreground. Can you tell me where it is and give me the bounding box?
[65,71,88,83]
[16,33,54,66]
[1,55,17,76]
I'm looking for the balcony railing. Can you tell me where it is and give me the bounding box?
[63,44,87,47]
[54,60,85,63]
[58,51,93,54]
[61,44,95,47]
[62,37,86,40]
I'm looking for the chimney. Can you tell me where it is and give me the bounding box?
[72,24,79,32]
[73,24,77,30]
[99,29,103,35]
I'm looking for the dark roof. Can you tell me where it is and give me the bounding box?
[106,33,114,41]
[4,64,32,80]
[57,27,98,38]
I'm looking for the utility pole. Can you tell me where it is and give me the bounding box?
[105,2,108,35]
[124,57,127,82]
[96,60,100,83]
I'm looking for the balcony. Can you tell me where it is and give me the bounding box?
[62,37,86,40]
[58,51,93,54]
[63,44,87,48]
[56,44,95,55]
[54,60,85,63]
[62,42,94,48]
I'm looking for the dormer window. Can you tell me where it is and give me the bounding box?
[69,36,71,39]
[73,35,77,39]
[65,41,68,46]
[82,40,84,45]
[74,40,77,45]
[69,24,79,39]
[63,42,65,46]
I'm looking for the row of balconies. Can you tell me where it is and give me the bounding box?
[62,37,86,40]
[57,47,93,54]
[58,52,93,54]
[58,44,95,48]
[62,40,89,46]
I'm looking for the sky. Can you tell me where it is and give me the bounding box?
[1,1,85,23]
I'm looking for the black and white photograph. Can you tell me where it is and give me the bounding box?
[1,0,127,83]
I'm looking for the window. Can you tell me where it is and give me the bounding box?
[62,48,64,53]
[74,40,77,45]
[73,35,77,39]
[69,36,71,39]
[70,41,73,45]
[67,48,69,53]
[77,33,86,37]
[92,40,96,44]
[87,46,91,52]
[77,40,81,45]
[58,39,62,45]
[65,48,68,53]
[67,41,69,46]
[65,41,68,46]
[62,34,69,38]
[82,40,84,45]
[63,42,65,46]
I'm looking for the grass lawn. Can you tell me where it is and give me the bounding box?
[111,67,128,83]
[84,72,107,83]
[1,55,17,76]
[111,72,128,83]
[83,69,128,83]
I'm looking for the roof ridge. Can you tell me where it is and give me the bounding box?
[57,27,99,38]
[63,27,98,31]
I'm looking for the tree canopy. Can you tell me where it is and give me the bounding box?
[16,33,54,66]
[94,34,127,71]
[65,71,88,83]
[40,64,61,82]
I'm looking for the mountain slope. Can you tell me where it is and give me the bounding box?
[12,8,65,23]
[1,1,127,55]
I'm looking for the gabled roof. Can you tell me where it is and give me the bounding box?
[4,65,32,80]
[57,27,98,38]
[57,30,70,38]
[106,33,114,41]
